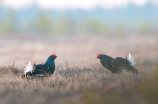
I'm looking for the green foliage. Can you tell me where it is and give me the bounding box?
[139,21,153,33]
[80,89,121,104]
[138,66,158,104]
[0,10,157,34]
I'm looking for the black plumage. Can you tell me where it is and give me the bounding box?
[33,54,57,75]
[97,54,138,73]
[25,54,57,78]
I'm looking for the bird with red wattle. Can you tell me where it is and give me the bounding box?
[97,53,138,73]
[22,54,57,79]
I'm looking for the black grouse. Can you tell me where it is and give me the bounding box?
[97,53,138,73]
[23,54,57,79]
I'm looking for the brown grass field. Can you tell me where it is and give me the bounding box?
[0,34,158,104]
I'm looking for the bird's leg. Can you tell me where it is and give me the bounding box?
[26,71,32,79]
[21,74,25,79]
[33,63,36,72]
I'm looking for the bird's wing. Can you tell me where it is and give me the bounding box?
[34,65,51,75]
[111,57,130,70]
[35,64,43,69]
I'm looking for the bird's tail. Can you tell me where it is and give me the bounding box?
[24,61,34,74]
[128,53,136,67]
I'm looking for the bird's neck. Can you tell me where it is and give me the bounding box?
[45,58,54,65]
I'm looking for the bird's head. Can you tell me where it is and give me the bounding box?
[50,54,57,60]
[97,54,102,59]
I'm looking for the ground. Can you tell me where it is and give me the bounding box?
[0,34,157,104]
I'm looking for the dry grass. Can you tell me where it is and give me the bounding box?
[0,34,157,104]
[0,64,156,104]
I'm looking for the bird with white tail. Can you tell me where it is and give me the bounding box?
[97,53,138,73]
[22,54,57,79]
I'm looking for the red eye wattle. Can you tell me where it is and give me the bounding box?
[52,54,56,56]
[97,54,101,57]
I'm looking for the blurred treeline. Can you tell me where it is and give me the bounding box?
[0,4,158,35]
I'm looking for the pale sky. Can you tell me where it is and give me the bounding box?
[0,0,158,10]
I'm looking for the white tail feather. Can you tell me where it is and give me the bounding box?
[24,61,34,74]
[128,53,136,67]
